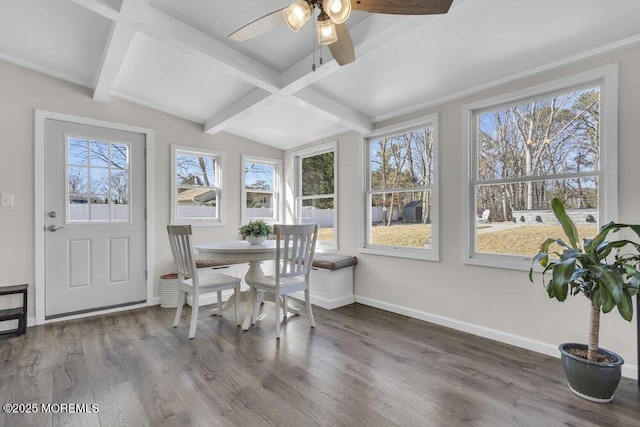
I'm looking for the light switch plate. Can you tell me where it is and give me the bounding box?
[1,193,14,207]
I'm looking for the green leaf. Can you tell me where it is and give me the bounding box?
[551,198,580,250]
[550,258,575,301]
[617,288,634,322]
[589,264,623,304]
[600,286,615,313]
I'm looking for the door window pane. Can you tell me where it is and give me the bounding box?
[68,137,88,166]
[90,141,110,167]
[67,137,131,222]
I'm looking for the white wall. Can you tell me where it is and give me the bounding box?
[1,44,638,377]
[0,59,283,323]
[286,45,640,377]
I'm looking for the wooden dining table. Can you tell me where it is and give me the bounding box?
[195,240,299,330]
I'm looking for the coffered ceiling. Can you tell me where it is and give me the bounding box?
[1,0,639,149]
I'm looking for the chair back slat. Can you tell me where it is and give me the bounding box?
[167,225,199,290]
[274,224,318,285]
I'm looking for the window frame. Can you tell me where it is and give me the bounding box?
[241,154,282,224]
[293,141,338,251]
[362,113,440,261]
[170,144,225,226]
[462,64,619,270]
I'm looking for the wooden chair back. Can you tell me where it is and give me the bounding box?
[274,223,318,285]
[167,225,198,284]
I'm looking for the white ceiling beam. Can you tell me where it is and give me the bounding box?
[93,22,136,101]
[69,0,121,21]
[92,0,150,101]
[293,88,372,134]
[138,8,281,93]
[205,15,426,136]
[204,89,274,134]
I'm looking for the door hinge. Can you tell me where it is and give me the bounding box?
[145,270,148,280]
[144,147,147,158]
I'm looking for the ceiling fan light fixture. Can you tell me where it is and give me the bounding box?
[323,0,351,24]
[283,0,312,32]
[316,11,338,45]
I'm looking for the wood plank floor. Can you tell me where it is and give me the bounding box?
[1,302,638,426]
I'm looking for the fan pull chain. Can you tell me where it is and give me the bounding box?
[312,8,317,72]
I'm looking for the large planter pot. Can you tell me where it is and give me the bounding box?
[559,343,624,403]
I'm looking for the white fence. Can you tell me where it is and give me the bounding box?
[300,207,334,227]
[246,207,274,218]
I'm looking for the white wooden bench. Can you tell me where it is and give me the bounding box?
[191,255,357,310]
[291,254,357,309]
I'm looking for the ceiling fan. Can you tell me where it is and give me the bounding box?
[228,0,454,67]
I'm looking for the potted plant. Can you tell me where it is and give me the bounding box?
[238,219,272,245]
[530,198,640,402]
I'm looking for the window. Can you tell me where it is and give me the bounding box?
[66,136,130,222]
[171,145,224,225]
[294,142,337,250]
[364,115,439,260]
[242,155,281,223]
[464,65,618,269]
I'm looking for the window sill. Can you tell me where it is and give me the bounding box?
[360,247,439,262]
[171,220,226,227]
[463,255,535,271]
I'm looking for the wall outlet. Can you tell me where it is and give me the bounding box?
[1,193,14,207]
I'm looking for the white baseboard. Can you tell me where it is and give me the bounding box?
[355,295,638,380]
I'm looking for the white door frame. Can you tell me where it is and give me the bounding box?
[34,109,155,325]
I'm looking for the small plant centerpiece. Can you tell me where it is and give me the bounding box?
[530,198,640,402]
[238,219,272,245]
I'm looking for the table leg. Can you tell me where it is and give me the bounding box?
[242,260,263,330]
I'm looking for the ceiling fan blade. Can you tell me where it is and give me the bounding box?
[351,0,453,15]
[228,8,286,42]
[328,24,355,66]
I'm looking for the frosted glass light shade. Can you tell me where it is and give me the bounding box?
[317,13,338,45]
[283,0,312,32]
[323,0,351,24]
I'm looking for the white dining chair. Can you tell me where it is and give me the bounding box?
[167,225,241,338]
[247,223,318,339]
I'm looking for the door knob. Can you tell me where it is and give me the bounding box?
[47,225,66,232]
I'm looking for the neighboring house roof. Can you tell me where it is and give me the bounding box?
[177,188,217,205]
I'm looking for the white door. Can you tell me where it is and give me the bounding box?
[44,119,146,319]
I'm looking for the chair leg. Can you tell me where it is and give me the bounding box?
[174,290,186,327]
[234,286,241,326]
[252,287,259,325]
[274,293,281,339]
[216,291,223,317]
[282,295,288,320]
[305,289,315,328]
[189,298,199,339]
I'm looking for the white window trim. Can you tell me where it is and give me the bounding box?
[171,144,226,226]
[362,113,440,261]
[293,141,338,251]
[462,64,619,271]
[241,154,282,224]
